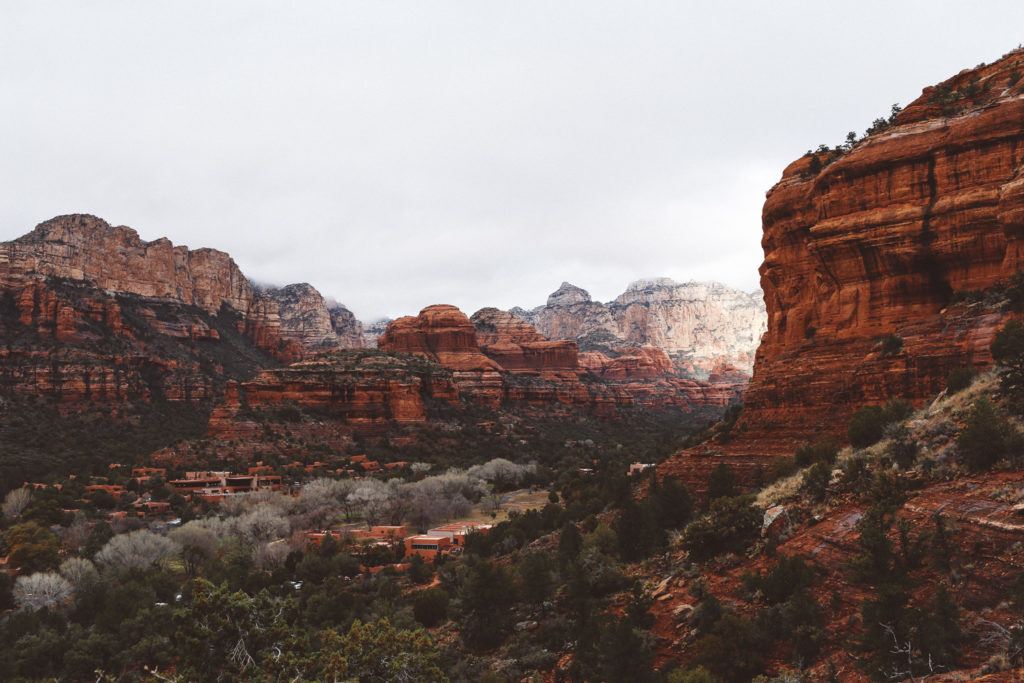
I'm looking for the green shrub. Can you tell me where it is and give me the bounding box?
[413,588,449,628]
[848,406,887,448]
[1003,272,1024,311]
[946,367,975,394]
[707,462,736,500]
[884,424,918,470]
[878,334,904,357]
[692,613,769,680]
[615,498,665,562]
[992,320,1024,412]
[407,554,434,584]
[1011,572,1024,607]
[743,555,816,605]
[767,456,798,482]
[848,400,913,448]
[682,496,762,561]
[840,454,872,492]
[667,667,716,683]
[801,462,832,502]
[795,439,839,468]
[956,398,1013,471]
[649,476,694,529]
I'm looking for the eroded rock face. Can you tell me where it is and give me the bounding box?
[361,318,391,349]
[661,48,1024,489]
[1,215,364,366]
[254,284,365,359]
[378,304,505,406]
[471,307,579,373]
[515,278,766,377]
[376,303,743,413]
[0,277,261,406]
[207,354,459,442]
[0,215,368,412]
[5,215,253,313]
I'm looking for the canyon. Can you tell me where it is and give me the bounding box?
[0,215,750,478]
[199,304,744,458]
[660,46,1024,491]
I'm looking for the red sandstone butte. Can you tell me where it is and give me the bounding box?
[661,48,1024,491]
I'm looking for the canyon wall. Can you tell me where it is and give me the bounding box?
[0,215,364,405]
[513,279,766,377]
[1,215,363,363]
[377,303,744,413]
[661,48,1024,489]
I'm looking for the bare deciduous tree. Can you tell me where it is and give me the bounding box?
[2,488,32,520]
[60,515,91,554]
[14,572,73,611]
[467,458,536,488]
[95,530,179,572]
[170,521,221,576]
[59,557,98,588]
[253,540,290,569]
[232,505,289,546]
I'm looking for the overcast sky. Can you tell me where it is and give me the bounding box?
[2,2,1022,320]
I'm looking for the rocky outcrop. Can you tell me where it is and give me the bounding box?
[578,346,674,381]
[4,215,252,313]
[252,284,365,360]
[327,301,365,349]
[379,305,504,406]
[206,353,460,441]
[661,48,1024,488]
[0,276,265,406]
[376,303,742,413]
[361,319,391,348]
[514,279,766,377]
[0,215,368,412]
[1,215,364,365]
[471,307,579,373]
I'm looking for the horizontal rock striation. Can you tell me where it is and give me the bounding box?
[1,215,363,365]
[661,48,1024,490]
[377,303,743,413]
[0,215,365,406]
[471,307,579,373]
[206,353,459,440]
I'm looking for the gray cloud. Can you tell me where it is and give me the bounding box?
[2,1,1022,319]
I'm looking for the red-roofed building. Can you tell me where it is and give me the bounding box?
[351,525,411,542]
[170,472,283,503]
[85,484,126,500]
[428,522,493,547]
[403,534,452,561]
[132,500,172,518]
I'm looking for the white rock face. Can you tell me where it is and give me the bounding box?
[257,284,365,351]
[361,318,393,348]
[515,278,767,377]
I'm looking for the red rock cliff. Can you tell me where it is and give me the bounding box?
[1,215,364,366]
[378,303,741,413]
[661,48,1024,488]
[471,307,579,373]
